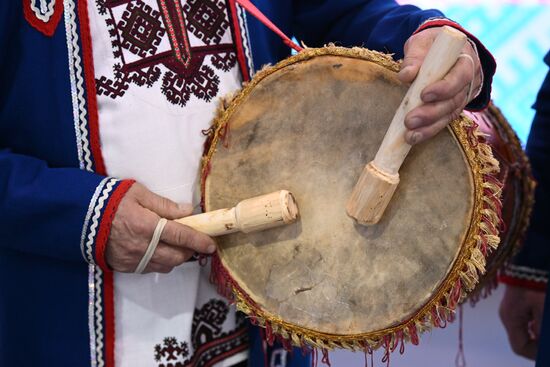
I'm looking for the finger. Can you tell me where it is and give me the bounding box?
[405,116,450,145]
[405,84,468,130]
[509,336,538,360]
[398,30,437,84]
[160,220,217,254]
[503,321,538,359]
[500,308,538,360]
[149,242,195,268]
[531,302,545,340]
[136,187,194,220]
[404,90,467,145]
[420,56,473,104]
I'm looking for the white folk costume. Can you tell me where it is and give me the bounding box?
[0,1,495,366]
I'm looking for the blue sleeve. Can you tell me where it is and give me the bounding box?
[292,0,443,59]
[513,54,550,273]
[0,1,134,267]
[0,149,129,265]
[291,0,495,110]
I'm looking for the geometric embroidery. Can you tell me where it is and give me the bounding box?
[162,63,221,107]
[154,337,190,366]
[191,299,229,348]
[211,52,237,72]
[183,0,229,45]
[118,2,165,58]
[154,299,248,367]
[94,0,238,107]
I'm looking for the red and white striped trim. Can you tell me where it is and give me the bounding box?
[80,177,113,263]
[500,264,549,291]
[64,0,95,171]
[235,3,255,76]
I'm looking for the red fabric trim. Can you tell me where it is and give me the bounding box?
[104,269,116,367]
[183,327,248,367]
[499,275,548,292]
[228,0,250,82]
[94,180,134,367]
[200,343,248,367]
[23,0,64,37]
[235,0,302,53]
[413,18,495,112]
[94,180,135,271]
[77,0,107,174]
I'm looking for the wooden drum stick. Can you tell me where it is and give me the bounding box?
[175,190,299,236]
[346,26,467,225]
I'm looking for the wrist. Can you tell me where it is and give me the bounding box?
[80,178,135,271]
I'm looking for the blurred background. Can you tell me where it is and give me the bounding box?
[402,0,550,143]
[329,1,550,366]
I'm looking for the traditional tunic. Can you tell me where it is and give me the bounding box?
[0,1,494,366]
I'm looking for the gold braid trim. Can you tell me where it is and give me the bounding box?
[487,104,536,258]
[468,103,536,303]
[202,47,503,352]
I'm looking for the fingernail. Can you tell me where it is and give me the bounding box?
[423,93,436,102]
[408,117,422,129]
[409,131,422,145]
[207,245,217,254]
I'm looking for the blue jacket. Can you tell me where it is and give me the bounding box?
[520,52,550,367]
[0,1,494,366]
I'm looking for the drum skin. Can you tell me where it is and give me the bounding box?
[202,47,519,350]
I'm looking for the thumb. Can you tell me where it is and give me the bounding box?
[398,29,438,84]
[137,188,194,220]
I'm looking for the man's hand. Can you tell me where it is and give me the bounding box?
[499,285,546,360]
[105,183,216,273]
[399,27,482,145]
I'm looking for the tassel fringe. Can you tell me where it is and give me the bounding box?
[201,47,506,362]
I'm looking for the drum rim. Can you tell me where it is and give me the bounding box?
[202,46,503,352]
[467,104,536,303]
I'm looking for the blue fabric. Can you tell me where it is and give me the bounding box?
[522,51,550,367]
[0,5,109,366]
[513,54,550,273]
[246,0,444,70]
[245,0,495,111]
[248,326,310,367]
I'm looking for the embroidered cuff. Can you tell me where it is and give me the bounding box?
[413,18,496,112]
[499,264,549,292]
[80,178,135,271]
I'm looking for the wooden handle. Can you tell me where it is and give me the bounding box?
[175,190,299,236]
[347,26,467,225]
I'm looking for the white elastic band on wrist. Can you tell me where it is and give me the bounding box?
[134,218,168,274]
[457,53,475,105]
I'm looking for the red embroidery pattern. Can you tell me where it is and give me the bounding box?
[154,300,248,367]
[211,52,237,72]
[118,1,165,58]
[158,0,192,66]
[155,337,190,365]
[95,0,238,107]
[183,0,229,44]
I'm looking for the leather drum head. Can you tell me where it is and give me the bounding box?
[204,49,481,342]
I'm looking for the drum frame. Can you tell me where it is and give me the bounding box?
[201,47,503,352]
